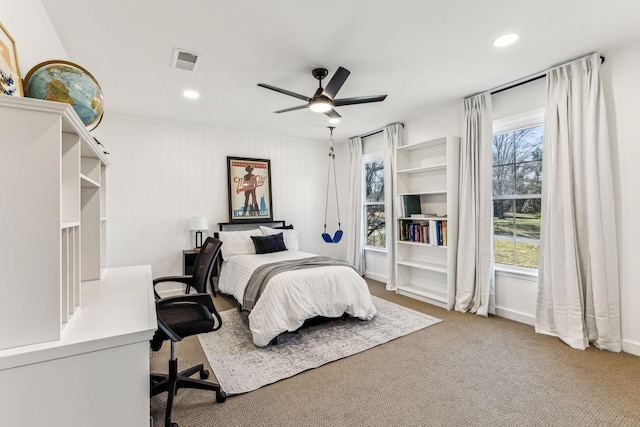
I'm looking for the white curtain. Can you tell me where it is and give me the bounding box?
[346,137,364,275]
[536,53,621,351]
[383,124,401,290]
[455,92,495,316]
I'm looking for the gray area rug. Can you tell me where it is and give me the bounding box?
[198,295,441,395]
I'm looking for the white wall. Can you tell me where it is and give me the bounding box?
[601,41,640,355]
[0,0,68,75]
[92,115,342,280]
[405,102,463,144]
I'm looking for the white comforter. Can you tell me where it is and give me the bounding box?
[218,250,377,347]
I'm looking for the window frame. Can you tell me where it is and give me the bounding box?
[362,150,386,251]
[492,108,544,273]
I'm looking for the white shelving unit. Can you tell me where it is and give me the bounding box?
[394,136,460,309]
[0,96,110,349]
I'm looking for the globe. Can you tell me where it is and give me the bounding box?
[24,60,104,131]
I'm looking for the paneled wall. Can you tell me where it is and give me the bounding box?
[93,115,348,279]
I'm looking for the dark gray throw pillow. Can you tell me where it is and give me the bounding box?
[251,233,287,254]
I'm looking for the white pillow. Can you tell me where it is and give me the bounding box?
[260,226,299,251]
[217,229,263,260]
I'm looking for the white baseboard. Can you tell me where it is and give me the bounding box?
[495,307,640,357]
[494,305,535,326]
[364,271,386,283]
[622,339,640,356]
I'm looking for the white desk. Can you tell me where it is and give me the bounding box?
[0,265,157,427]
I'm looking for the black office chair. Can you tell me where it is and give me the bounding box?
[153,236,222,299]
[151,237,226,427]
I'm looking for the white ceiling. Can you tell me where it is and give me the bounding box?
[40,0,640,143]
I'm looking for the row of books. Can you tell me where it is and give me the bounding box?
[399,220,448,246]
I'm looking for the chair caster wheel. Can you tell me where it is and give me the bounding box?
[170,423,178,427]
[216,390,227,403]
[200,369,209,379]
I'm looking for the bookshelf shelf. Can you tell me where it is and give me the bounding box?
[397,163,447,174]
[394,136,460,309]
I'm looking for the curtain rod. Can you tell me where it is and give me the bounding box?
[475,53,606,97]
[350,122,404,140]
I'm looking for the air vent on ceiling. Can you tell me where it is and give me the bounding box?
[171,48,200,72]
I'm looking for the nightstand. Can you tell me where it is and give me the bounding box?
[182,249,198,275]
[182,249,218,296]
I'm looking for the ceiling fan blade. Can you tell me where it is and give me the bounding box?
[333,94,387,106]
[258,83,310,102]
[324,109,342,119]
[274,104,309,114]
[322,67,350,99]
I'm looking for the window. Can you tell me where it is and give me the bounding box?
[492,111,543,269]
[363,155,385,248]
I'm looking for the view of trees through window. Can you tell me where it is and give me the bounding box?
[365,159,385,248]
[493,125,543,268]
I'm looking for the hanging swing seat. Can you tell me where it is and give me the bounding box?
[322,229,343,243]
[322,126,343,243]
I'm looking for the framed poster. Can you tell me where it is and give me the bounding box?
[0,22,23,96]
[227,156,273,222]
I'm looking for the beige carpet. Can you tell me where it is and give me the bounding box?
[150,279,640,427]
[198,296,440,395]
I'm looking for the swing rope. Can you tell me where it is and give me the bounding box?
[322,126,343,243]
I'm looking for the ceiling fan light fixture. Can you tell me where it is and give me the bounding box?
[309,97,332,113]
[328,117,340,124]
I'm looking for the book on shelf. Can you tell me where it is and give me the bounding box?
[402,195,421,217]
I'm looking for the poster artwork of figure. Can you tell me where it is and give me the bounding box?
[228,157,272,221]
[238,164,262,215]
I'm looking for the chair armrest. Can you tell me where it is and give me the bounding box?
[152,275,195,299]
[156,316,182,343]
[153,275,194,285]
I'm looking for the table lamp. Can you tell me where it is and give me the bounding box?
[189,216,208,251]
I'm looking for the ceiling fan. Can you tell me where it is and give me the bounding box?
[257,66,387,119]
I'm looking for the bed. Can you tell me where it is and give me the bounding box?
[216,223,377,347]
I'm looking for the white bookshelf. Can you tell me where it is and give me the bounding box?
[0,96,110,350]
[394,136,460,309]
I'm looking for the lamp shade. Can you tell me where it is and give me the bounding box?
[189,216,208,231]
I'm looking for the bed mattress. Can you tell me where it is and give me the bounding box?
[218,250,377,346]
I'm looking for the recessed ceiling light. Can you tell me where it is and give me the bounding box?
[493,33,520,48]
[328,118,340,124]
[183,90,200,99]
